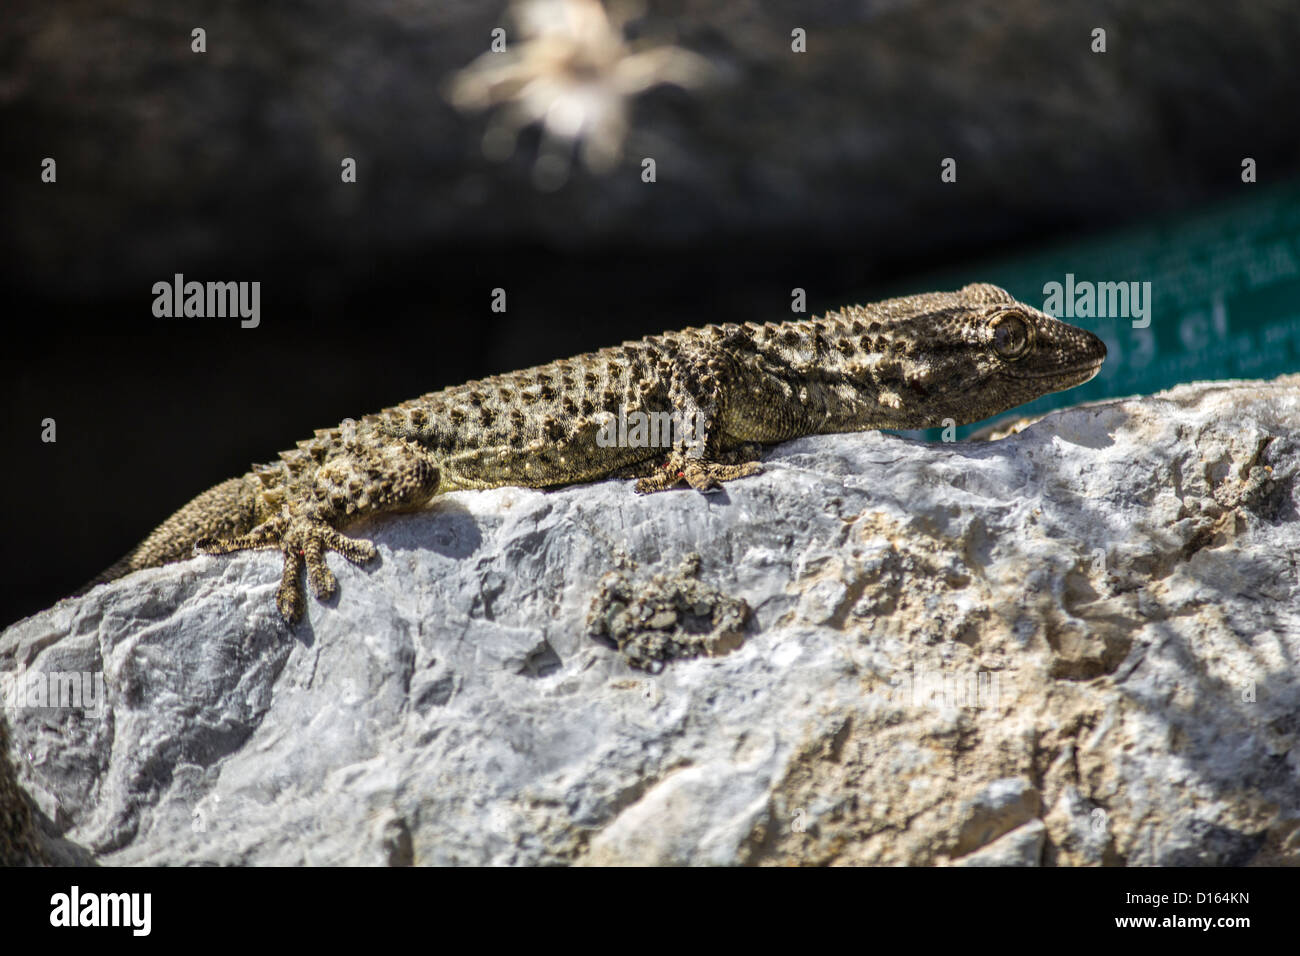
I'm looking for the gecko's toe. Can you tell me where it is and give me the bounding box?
[276,549,306,622]
[304,553,337,600]
[681,464,720,492]
[276,588,304,623]
[292,526,335,600]
[634,472,679,494]
[322,527,377,565]
[195,515,287,556]
[727,461,763,480]
[683,460,762,492]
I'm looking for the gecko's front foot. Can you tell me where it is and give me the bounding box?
[634,449,763,494]
[196,511,377,622]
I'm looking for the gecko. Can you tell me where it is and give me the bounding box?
[85,283,1106,621]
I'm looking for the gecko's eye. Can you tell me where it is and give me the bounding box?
[991,312,1033,361]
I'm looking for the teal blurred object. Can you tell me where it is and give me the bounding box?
[881,181,1300,440]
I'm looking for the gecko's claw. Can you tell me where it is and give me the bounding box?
[196,512,379,622]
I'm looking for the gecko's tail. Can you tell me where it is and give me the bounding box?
[73,475,262,596]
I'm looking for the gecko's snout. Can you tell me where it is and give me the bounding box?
[1051,326,1108,389]
[1075,328,1108,383]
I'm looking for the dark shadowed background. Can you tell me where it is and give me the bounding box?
[3,0,1299,625]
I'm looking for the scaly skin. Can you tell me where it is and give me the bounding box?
[86,284,1106,621]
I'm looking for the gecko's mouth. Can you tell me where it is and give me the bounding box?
[1024,355,1105,379]
[1077,357,1106,383]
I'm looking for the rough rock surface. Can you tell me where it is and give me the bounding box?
[3,375,1299,866]
[0,714,44,865]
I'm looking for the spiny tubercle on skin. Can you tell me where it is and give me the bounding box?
[85,284,1106,622]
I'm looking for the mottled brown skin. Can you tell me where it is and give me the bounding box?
[88,284,1106,621]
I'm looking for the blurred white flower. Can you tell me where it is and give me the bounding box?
[447,0,713,188]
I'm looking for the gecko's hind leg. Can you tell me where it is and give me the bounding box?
[635,347,766,494]
[199,436,439,621]
[196,508,379,622]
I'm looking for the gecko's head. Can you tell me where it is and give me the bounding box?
[975,283,1106,387]
[932,283,1107,422]
[838,283,1107,428]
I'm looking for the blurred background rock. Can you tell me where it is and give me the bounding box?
[2,0,1298,624]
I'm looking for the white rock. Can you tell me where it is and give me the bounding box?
[3,375,1298,865]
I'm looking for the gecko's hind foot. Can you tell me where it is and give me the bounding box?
[634,453,763,494]
[196,513,378,622]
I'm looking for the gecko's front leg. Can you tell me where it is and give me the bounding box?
[634,343,764,494]
[197,434,440,622]
[633,445,764,493]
